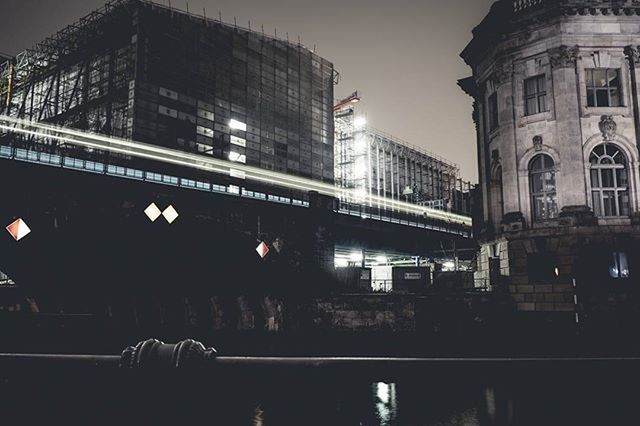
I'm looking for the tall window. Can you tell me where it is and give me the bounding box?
[524,75,546,116]
[529,154,558,221]
[590,143,630,217]
[586,69,622,107]
[488,92,499,131]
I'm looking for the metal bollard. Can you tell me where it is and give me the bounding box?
[120,338,217,369]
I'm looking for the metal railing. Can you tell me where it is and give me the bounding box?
[1,339,639,370]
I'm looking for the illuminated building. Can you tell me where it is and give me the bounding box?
[460,0,640,322]
[334,104,472,214]
[0,0,336,189]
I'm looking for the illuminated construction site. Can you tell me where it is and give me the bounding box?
[0,0,335,194]
[0,0,476,298]
[334,92,472,215]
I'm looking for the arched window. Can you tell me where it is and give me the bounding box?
[590,143,630,217]
[529,154,558,221]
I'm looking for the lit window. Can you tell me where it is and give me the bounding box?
[196,126,214,137]
[196,143,212,154]
[197,109,214,121]
[610,252,629,279]
[230,136,246,147]
[529,154,558,221]
[586,69,621,107]
[229,119,247,131]
[229,151,246,163]
[590,143,629,217]
[524,75,546,116]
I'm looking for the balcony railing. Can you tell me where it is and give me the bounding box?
[513,0,544,12]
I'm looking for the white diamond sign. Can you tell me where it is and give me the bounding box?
[144,203,162,222]
[256,241,270,259]
[162,205,179,224]
[6,218,31,241]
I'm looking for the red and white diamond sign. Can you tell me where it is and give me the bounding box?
[256,241,270,259]
[6,218,31,241]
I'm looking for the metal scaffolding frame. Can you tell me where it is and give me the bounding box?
[333,113,472,215]
[0,0,137,142]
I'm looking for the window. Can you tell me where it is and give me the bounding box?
[586,69,621,107]
[529,154,558,221]
[590,143,630,217]
[229,151,246,163]
[524,75,546,116]
[609,252,629,279]
[488,92,498,131]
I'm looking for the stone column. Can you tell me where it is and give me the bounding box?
[548,45,587,208]
[491,59,520,217]
[624,45,640,156]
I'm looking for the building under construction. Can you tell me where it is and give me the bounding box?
[0,0,335,186]
[334,99,472,214]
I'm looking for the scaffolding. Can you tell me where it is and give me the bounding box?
[0,0,136,137]
[334,102,472,215]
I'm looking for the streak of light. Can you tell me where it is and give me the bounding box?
[0,115,472,227]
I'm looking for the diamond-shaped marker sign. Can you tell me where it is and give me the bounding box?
[6,218,31,241]
[256,241,270,259]
[162,205,179,224]
[144,203,162,222]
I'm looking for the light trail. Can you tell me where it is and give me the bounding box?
[0,115,472,226]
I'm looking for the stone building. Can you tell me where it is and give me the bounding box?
[460,0,640,323]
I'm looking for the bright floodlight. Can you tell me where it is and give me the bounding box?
[335,258,349,268]
[443,261,456,271]
[354,116,367,128]
[229,119,247,131]
[144,203,162,222]
[350,252,363,262]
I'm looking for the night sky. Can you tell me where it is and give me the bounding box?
[0,0,495,182]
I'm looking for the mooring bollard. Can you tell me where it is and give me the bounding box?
[120,338,217,369]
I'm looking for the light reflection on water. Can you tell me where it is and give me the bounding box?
[215,365,640,426]
[3,364,640,425]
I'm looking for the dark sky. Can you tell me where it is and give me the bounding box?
[0,0,495,181]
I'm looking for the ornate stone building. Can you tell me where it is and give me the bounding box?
[460,0,640,323]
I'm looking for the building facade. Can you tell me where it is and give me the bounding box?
[334,105,472,214]
[461,0,640,322]
[0,0,335,187]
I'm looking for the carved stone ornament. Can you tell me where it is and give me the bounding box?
[599,115,617,141]
[533,135,543,151]
[548,45,579,69]
[624,45,640,64]
[492,59,512,86]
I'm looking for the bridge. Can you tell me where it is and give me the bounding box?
[0,115,474,296]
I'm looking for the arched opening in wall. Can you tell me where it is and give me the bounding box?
[589,143,630,217]
[489,165,504,229]
[529,154,557,221]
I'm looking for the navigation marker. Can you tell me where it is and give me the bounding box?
[162,205,179,224]
[144,203,162,222]
[6,218,31,241]
[256,241,270,259]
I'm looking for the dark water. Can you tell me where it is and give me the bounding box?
[1,362,639,425]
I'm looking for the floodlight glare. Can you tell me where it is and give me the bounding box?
[229,119,247,131]
[354,116,367,128]
[350,252,363,262]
